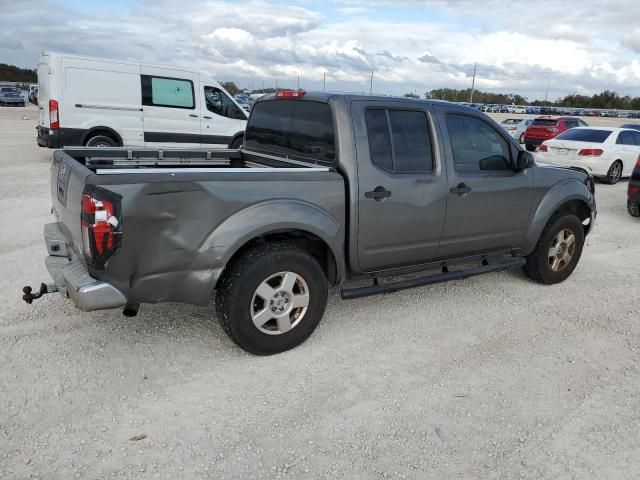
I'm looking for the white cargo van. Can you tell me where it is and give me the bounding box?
[37,52,248,149]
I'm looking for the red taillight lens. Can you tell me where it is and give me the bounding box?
[275,89,306,98]
[630,186,639,195]
[81,188,121,268]
[49,99,59,129]
[578,149,603,157]
[537,144,548,152]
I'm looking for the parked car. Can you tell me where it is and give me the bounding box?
[0,86,25,107]
[512,106,527,114]
[23,91,597,354]
[620,123,640,131]
[628,155,640,217]
[523,116,588,151]
[500,117,534,143]
[535,127,639,184]
[36,52,248,149]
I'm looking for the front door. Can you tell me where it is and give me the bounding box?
[140,67,200,148]
[434,107,534,258]
[354,100,447,272]
[200,82,248,148]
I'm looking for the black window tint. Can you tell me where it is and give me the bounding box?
[204,86,246,120]
[555,129,612,143]
[617,131,634,145]
[532,119,558,127]
[446,114,511,173]
[365,109,393,171]
[141,75,194,109]
[631,131,640,145]
[244,100,335,164]
[388,110,433,172]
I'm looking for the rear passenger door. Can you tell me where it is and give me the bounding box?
[616,130,640,175]
[353,101,447,272]
[199,82,247,147]
[140,67,200,147]
[434,107,534,257]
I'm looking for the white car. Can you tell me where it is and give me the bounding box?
[500,117,534,144]
[535,127,640,184]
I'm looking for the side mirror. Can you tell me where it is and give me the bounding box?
[515,150,534,171]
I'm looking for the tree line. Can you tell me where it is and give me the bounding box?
[0,64,37,83]
[418,88,640,110]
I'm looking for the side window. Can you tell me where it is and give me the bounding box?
[141,75,194,109]
[204,86,246,120]
[578,120,588,127]
[631,131,640,146]
[364,108,434,173]
[446,114,511,173]
[617,131,634,145]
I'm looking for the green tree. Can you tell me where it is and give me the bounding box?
[0,63,37,82]
[220,81,240,96]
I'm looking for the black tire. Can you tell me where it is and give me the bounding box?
[525,144,536,152]
[85,135,118,147]
[518,133,525,144]
[229,135,243,149]
[215,242,328,355]
[604,161,623,184]
[628,200,640,217]
[524,213,585,285]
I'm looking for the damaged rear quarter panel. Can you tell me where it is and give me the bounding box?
[86,171,345,305]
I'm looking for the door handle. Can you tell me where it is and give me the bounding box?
[203,115,212,119]
[365,186,392,200]
[450,183,472,195]
[189,114,198,118]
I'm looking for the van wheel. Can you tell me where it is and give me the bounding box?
[215,242,328,355]
[604,161,623,184]
[85,135,118,147]
[229,136,243,149]
[524,213,585,285]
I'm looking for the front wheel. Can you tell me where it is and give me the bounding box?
[215,243,328,355]
[524,214,585,284]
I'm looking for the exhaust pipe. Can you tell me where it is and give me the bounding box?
[122,303,140,317]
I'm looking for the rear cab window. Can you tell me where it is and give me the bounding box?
[556,129,612,143]
[244,99,336,164]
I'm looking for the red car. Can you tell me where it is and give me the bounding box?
[524,117,588,151]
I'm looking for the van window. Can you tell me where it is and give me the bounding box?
[244,100,335,164]
[204,86,246,120]
[141,75,194,109]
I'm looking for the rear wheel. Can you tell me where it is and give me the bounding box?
[525,144,536,152]
[85,134,118,148]
[604,161,623,184]
[215,243,328,355]
[524,214,585,284]
[628,200,640,217]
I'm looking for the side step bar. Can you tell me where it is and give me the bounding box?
[341,256,526,300]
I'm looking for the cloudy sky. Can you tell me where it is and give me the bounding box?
[2,0,640,100]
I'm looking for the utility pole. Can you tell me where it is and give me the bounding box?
[369,69,374,94]
[323,72,326,91]
[469,63,477,103]
[297,73,300,90]
[544,77,550,105]
[275,78,278,92]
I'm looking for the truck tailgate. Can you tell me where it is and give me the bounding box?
[51,150,93,254]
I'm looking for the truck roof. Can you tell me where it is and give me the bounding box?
[255,91,459,109]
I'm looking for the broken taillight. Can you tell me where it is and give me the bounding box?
[81,187,121,268]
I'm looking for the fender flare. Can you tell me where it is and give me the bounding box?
[201,199,345,291]
[522,178,595,255]
[228,132,244,148]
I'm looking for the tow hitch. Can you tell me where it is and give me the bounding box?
[22,283,59,304]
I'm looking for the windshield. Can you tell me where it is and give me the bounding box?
[555,129,612,143]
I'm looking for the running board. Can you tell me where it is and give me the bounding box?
[340,256,526,300]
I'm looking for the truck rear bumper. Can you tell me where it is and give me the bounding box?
[44,223,127,311]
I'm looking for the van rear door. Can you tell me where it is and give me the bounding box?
[37,56,51,128]
[199,79,247,148]
[140,66,200,148]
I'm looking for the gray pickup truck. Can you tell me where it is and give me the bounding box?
[24,91,596,354]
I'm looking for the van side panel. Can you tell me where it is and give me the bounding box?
[61,57,144,146]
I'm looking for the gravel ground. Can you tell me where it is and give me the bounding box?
[1,105,639,480]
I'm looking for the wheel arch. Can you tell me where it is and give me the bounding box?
[228,132,244,149]
[81,126,123,146]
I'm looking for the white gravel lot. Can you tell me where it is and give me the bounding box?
[1,105,639,480]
